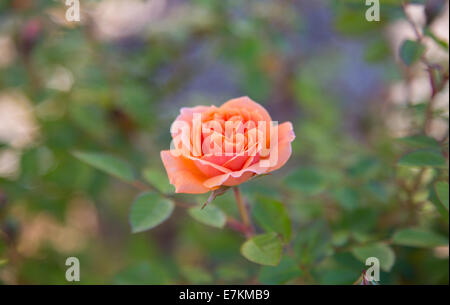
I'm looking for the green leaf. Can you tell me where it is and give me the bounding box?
[285,167,325,195]
[397,150,446,167]
[142,168,173,193]
[435,181,449,211]
[0,141,9,150]
[129,192,175,233]
[400,40,425,66]
[347,157,379,178]
[240,232,282,266]
[70,104,109,139]
[424,27,449,51]
[72,151,134,182]
[396,135,440,149]
[364,39,391,62]
[351,243,395,272]
[293,220,333,266]
[215,264,247,282]
[113,262,171,284]
[392,228,448,248]
[188,204,226,229]
[429,184,449,221]
[258,256,303,284]
[180,265,213,284]
[252,197,292,241]
[335,7,379,36]
[366,181,389,203]
[332,231,350,247]
[332,188,359,211]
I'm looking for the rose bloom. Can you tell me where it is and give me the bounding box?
[160,96,295,193]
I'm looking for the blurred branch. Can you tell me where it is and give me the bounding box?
[402,2,424,42]
[424,68,449,134]
[402,2,449,135]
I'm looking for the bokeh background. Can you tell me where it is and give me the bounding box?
[0,0,448,284]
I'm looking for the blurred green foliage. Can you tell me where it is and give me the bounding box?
[0,0,448,284]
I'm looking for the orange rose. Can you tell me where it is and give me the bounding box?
[160,96,295,194]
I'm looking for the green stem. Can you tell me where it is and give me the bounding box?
[233,187,253,237]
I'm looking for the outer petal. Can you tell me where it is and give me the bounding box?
[220,96,272,123]
[266,121,295,172]
[171,105,213,138]
[203,161,267,189]
[176,105,211,124]
[160,150,210,194]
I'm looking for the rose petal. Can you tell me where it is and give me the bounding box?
[171,105,214,139]
[177,105,212,124]
[188,155,231,177]
[267,121,295,172]
[160,150,210,194]
[220,96,272,123]
[202,122,295,189]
